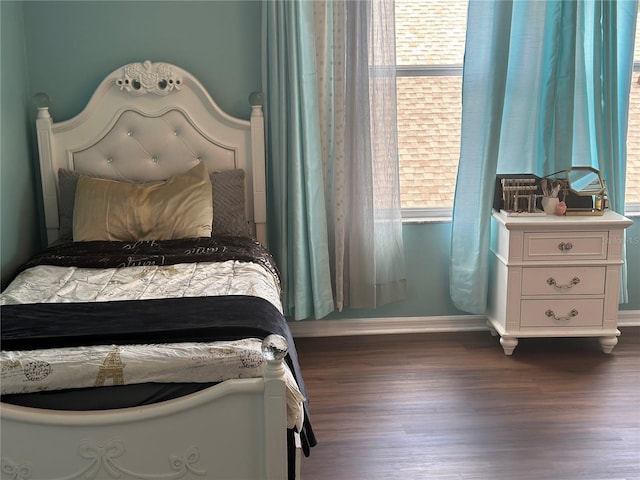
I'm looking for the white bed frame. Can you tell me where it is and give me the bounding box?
[1,61,297,480]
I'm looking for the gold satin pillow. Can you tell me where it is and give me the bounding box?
[73,162,213,241]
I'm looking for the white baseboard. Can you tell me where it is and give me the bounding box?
[289,310,640,338]
[619,310,640,327]
[289,314,487,338]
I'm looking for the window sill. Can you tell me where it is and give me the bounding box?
[624,204,640,217]
[402,208,452,224]
[401,204,640,223]
[402,216,452,225]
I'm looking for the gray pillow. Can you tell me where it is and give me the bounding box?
[209,169,249,237]
[58,168,84,241]
[57,167,248,241]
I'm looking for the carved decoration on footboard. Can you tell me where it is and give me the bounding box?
[116,61,182,95]
[1,439,205,480]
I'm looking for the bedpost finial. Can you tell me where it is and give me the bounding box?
[262,335,287,379]
[249,91,264,107]
[262,334,288,362]
[250,92,264,118]
[33,92,51,118]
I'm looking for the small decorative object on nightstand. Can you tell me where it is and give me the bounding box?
[487,209,632,355]
[541,196,560,215]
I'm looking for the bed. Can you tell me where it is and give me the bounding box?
[0,60,315,479]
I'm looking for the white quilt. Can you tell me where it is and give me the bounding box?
[0,260,282,311]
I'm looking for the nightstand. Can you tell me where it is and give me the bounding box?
[487,209,633,355]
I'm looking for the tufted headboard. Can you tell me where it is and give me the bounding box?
[35,60,266,245]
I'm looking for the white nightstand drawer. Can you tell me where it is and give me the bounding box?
[521,267,606,296]
[523,231,608,261]
[520,299,603,328]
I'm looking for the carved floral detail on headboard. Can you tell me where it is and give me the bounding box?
[116,60,182,96]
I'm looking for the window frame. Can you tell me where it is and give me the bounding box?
[397,64,461,222]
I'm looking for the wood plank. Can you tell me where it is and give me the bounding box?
[297,328,640,480]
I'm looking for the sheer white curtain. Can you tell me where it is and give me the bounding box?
[314,0,406,311]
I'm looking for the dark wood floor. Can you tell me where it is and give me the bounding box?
[295,328,640,480]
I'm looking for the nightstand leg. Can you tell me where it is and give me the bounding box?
[500,336,518,355]
[599,336,618,354]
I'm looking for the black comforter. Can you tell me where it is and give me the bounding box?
[15,235,281,279]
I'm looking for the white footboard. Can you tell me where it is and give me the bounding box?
[1,336,290,480]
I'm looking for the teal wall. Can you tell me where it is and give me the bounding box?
[0,1,41,289]
[22,1,262,122]
[1,1,638,316]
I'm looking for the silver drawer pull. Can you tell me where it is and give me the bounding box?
[558,242,574,252]
[547,277,580,289]
[545,308,579,322]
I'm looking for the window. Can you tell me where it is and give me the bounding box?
[395,0,466,214]
[395,1,640,215]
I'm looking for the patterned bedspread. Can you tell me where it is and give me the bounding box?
[1,337,304,429]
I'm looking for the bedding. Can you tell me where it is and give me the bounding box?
[1,235,279,295]
[58,167,249,241]
[0,338,305,430]
[0,237,281,308]
[0,236,316,457]
[72,162,213,241]
[1,338,273,392]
